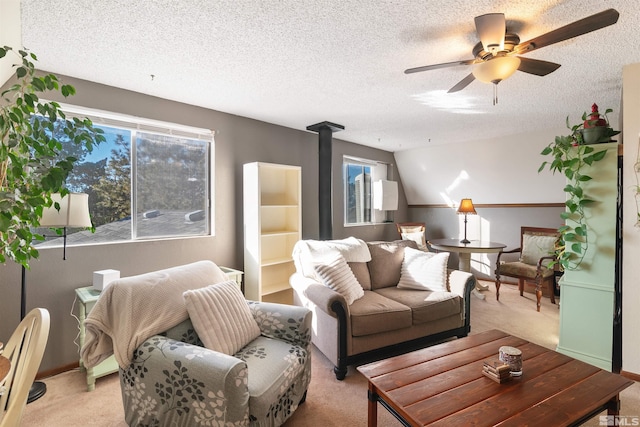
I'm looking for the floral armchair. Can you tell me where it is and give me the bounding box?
[119,300,312,427]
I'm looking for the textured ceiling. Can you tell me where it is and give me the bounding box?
[19,0,640,152]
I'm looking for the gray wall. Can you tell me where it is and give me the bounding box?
[0,75,407,373]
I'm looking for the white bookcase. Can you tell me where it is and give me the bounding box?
[243,162,301,304]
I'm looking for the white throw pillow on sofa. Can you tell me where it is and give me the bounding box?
[398,247,449,291]
[183,281,261,355]
[314,253,365,305]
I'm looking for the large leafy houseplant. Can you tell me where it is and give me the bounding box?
[0,46,105,268]
[538,105,620,270]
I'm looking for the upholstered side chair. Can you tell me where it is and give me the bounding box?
[396,222,427,251]
[495,226,560,312]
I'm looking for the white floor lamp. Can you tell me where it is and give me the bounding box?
[23,192,92,403]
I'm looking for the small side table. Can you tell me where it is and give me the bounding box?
[75,286,119,391]
[220,266,244,293]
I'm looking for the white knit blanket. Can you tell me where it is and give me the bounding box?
[81,260,228,369]
[292,237,371,278]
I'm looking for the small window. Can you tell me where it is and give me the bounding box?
[343,156,390,225]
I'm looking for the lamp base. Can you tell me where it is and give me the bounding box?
[27,381,47,404]
[460,238,471,244]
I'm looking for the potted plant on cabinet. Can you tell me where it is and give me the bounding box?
[538,104,620,270]
[0,46,105,268]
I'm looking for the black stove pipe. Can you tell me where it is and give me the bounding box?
[306,121,344,240]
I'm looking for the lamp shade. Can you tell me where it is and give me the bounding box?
[472,56,521,84]
[40,193,92,228]
[457,198,477,215]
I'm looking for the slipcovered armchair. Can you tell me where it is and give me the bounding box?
[495,227,559,312]
[82,261,311,427]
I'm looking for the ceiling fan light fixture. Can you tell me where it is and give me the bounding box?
[472,56,521,84]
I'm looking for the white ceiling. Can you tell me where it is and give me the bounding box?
[19,0,640,153]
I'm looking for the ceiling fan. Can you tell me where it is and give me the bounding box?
[405,9,620,96]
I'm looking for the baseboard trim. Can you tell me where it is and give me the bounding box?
[620,370,640,382]
[37,361,79,380]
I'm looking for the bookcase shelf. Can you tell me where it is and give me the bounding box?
[244,162,301,303]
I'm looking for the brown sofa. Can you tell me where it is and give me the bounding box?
[290,238,476,379]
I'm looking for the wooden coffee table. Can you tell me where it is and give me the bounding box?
[357,329,633,426]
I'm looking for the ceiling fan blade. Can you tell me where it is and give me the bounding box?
[447,73,476,93]
[404,59,476,74]
[474,13,506,53]
[515,8,619,54]
[517,57,561,76]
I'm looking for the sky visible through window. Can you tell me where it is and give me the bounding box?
[345,163,371,224]
[85,126,126,164]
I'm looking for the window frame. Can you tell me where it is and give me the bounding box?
[40,102,215,246]
[343,155,389,226]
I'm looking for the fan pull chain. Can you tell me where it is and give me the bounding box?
[493,83,498,105]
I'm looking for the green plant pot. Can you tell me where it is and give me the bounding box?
[581,127,609,144]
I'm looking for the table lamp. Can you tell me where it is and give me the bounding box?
[457,198,477,244]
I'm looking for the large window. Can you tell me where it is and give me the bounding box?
[36,105,213,246]
[343,156,389,225]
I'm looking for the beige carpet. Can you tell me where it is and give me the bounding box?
[20,282,638,426]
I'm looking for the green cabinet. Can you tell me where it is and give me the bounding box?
[75,286,119,391]
[557,142,619,371]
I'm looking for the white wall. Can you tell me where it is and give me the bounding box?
[622,63,640,376]
[394,128,567,205]
[0,0,21,87]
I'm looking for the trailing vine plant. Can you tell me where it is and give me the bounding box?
[538,107,619,270]
[0,46,105,268]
